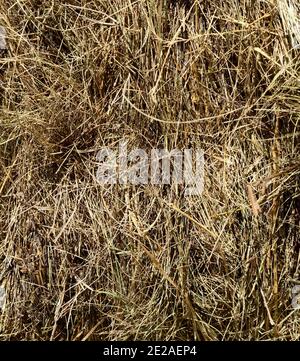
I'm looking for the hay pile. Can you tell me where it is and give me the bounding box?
[0,0,299,340]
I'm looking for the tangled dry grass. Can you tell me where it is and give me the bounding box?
[0,0,299,340]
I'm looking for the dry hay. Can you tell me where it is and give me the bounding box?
[0,0,299,340]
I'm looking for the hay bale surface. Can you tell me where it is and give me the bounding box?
[0,0,299,340]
